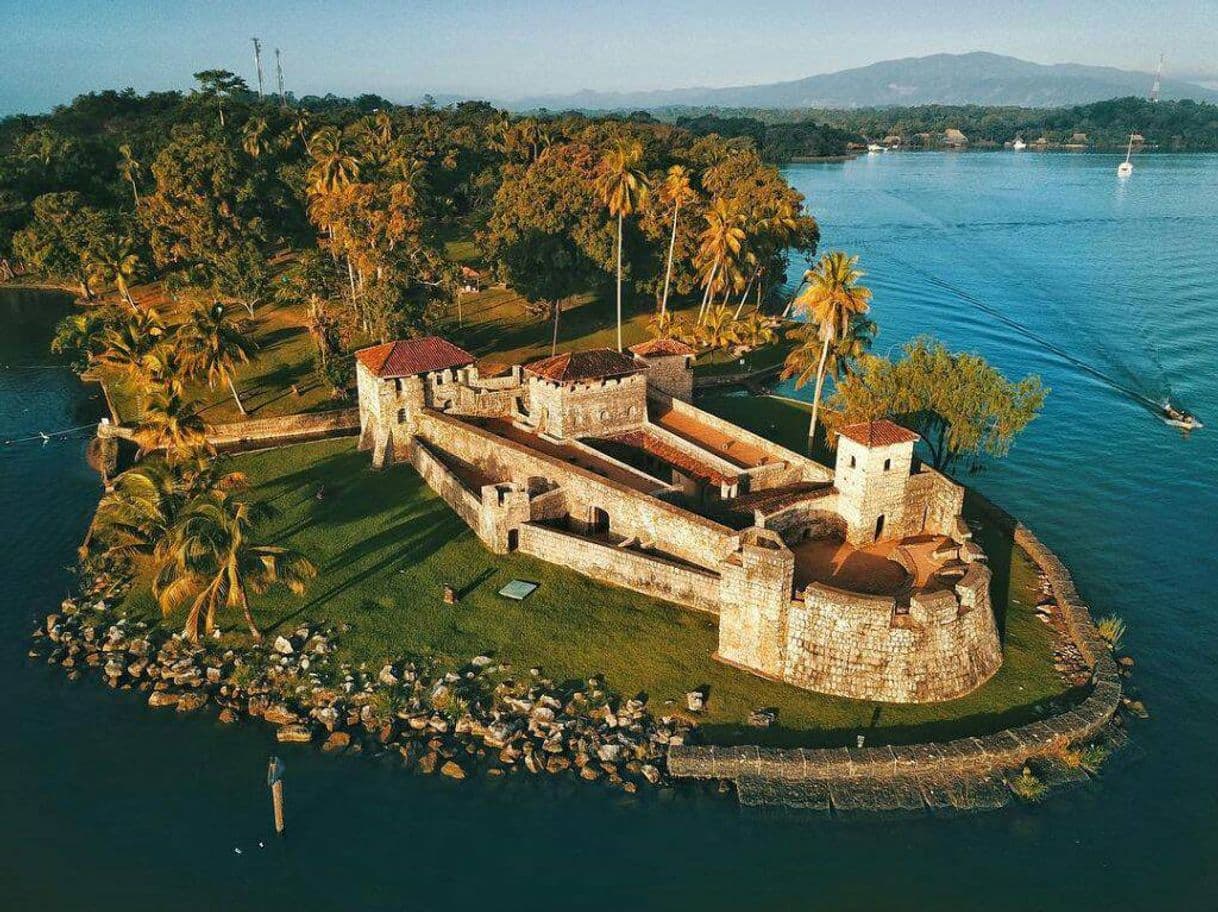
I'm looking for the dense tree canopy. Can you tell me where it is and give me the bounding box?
[823,336,1047,471]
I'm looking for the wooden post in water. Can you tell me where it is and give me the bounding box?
[267,756,286,835]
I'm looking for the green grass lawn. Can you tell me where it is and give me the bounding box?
[97,278,338,426]
[118,395,1072,748]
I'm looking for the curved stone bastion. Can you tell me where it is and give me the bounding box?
[669,501,1124,812]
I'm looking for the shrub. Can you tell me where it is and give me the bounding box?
[1096,615,1127,651]
[1009,765,1048,802]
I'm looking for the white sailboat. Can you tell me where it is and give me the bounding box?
[1117,134,1135,176]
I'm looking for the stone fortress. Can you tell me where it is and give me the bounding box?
[356,336,1002,704]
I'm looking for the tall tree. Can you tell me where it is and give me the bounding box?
[133,389,208,464]
[84,234,141,308]
[180,302,257,416]
[94,307,167,415]
[824,337,1047,471]
[658,164,696,319]
[117,144,142,205]
[694,198,745,323]
[595,141,650,351]
[192,70,249,128]
[154,494,316,641]
[782,252,872,452]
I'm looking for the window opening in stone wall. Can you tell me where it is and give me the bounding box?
[397,408,407,424]
[850,455,856,468]
[883,458,891,471]
[875,514,886,540]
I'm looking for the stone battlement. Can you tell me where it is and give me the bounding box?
[354,337,1002,704]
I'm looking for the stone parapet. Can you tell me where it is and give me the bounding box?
[669,501,1121,788]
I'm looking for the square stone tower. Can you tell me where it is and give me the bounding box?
[629,338,696,402]
[523,349,647,439]
[833,420,920,544]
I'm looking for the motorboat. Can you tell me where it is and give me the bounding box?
[867,143,884,153]
[1162,401,1203,430]
[1012,136,1027,150]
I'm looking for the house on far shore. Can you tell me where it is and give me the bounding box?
[943,128,968,149]
[1130,133,1146,145]
[882,134,903,149]
[1033,136,1051,149]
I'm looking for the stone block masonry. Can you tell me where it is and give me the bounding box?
[355,337,1007,707]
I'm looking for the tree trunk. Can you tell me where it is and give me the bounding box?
[733,270,757,320]
[227,373,247,416]
[129,178,140,205]
[698,258,720,324]
[238,589,261,640]
[615,213,624,352]
[782,278,807,320]
[807,333,832,454]
[660,202,680,318]
[551,299,560,356]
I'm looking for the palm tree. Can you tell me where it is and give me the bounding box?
[307,127,360,196]
[85,236,141,308]
[87,458,246,560]
[154,494,316,641]
[658,165,696,319]
[180,303,257,416]
[695,198,745,323]
[698,304,740,351]
[781,252,872,451]
[116,144,142,205]
[95,307,166,415]
[241,116,270,159]
[134,389,208,464]
[595,140,650,351]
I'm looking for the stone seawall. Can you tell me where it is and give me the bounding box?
[669,498,1121,793]
[207,408,361,452]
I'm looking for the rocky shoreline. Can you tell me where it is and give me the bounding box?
[30,577,696,796]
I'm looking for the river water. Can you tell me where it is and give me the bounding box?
[3,152,1216,909]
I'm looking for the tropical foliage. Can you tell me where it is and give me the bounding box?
[823,336,1047,470]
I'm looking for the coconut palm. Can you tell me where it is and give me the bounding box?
[94,307,166,415]
[88,458,247,561]
[85,235,141,308]
[828,316,877,381]
[737,310,778,349]
[307,127,360,196]
[180,303,257,416]
[153,493,316,641]
[658,165,696,319]
[699,304,740,351]
[781,252,872,451]
[595,140,650,351]
[116,144,142,205]
[133,389,209,464]
[695,198,745,323]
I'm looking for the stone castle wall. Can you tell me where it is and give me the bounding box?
[416,409,739,567]
[668,506,1122,792]
[781,565,1002,703]
[900,468,965,539]
[517,523,723,613]
[639,354,694,401]
[528,374,647,439]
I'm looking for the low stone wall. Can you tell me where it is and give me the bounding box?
[411,439,485,537]
[516,523,722,614]
[207,408,361,453]
[669,504,1121,787]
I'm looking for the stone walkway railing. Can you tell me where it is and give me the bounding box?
[668,498,1121,789]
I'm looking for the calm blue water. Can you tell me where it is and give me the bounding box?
[2,152,1216,910]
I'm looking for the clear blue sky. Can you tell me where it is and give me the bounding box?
[2,0,1215,115]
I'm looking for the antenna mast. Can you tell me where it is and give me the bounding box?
[252,37,265,100]
[1150,53,1164,103]
[275,48,287,107]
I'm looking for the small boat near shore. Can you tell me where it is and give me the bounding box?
[1012,136,1027,151]
[1162,401,1203,430]
[867,143,884,153]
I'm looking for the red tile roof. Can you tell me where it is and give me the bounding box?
[629,338,697,358]
[525,349,644,383]
[608,430,738,487]
[837,419,920,447]
[356,337,475,378]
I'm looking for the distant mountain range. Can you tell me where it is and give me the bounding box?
[500,52,1218,111]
